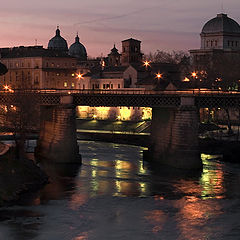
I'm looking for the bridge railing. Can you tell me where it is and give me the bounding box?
[0,88,240,96]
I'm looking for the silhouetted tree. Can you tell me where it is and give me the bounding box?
[145,50,190,64]
[0,90,39,159]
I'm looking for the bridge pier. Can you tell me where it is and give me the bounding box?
[35,95,81,164]
[149,96,202,169]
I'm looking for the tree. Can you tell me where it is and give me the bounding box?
[145,50,190,64]
[194,53,240,134]
[191,53,240,90]
[0,90,39,160]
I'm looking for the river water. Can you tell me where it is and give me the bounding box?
[0,140,240,240]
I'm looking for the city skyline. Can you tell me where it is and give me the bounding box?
[0,0,239,57]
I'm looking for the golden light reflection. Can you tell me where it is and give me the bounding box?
[174,198,223,240]
[200,154,225,199]
[145,210,167,234]
[138,161,147,175]
[73,232,89,240]
[69,194,88,210]
[171,154,225,239]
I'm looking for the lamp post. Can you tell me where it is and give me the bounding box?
[143,60,150,69]
[76,73,83,90]
[191,71,198,90]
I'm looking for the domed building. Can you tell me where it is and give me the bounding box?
[69,34,87,61]
[190,13,240,69]
[200,13,240,50]
[48,27,68,52]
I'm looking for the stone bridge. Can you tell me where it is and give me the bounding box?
[1,89,240,169]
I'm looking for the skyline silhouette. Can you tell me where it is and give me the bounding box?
[0,0,239,57]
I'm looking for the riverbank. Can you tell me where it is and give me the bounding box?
[77,130,150,147]
[0,146,48,206]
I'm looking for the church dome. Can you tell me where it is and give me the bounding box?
[48,27,68,51]
[69,34,87,60]
[201,14,240,34]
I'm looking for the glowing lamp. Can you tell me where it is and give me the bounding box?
[156,73,162,79]
[191,72,197,77]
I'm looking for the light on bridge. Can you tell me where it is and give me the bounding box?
[191,72,197,78]
[156,73,162,80]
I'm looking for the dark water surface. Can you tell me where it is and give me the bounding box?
[0,140,240,240]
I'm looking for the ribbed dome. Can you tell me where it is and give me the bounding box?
[202,14,240,34]
[48,27,68,51]
[69,35,87,60]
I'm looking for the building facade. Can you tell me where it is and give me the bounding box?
[190,13,240,69]
[0,46,77,89]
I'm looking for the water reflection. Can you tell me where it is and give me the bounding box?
[200,154,225,199]
[0,141,240,240]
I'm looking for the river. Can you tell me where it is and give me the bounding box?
[0,140,240,240]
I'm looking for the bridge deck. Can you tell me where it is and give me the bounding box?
[0,89,240,107]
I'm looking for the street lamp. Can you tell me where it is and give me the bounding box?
[156,73,162,80]
[191,72,197,78]
[143,60,150,69]
[76,73,83,80]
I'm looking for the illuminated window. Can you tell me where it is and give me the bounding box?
[72,83,75,87]
[64,82,67,87]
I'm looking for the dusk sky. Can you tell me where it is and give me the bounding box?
[0,0,239,57]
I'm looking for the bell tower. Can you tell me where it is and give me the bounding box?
[121,38,143,66]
